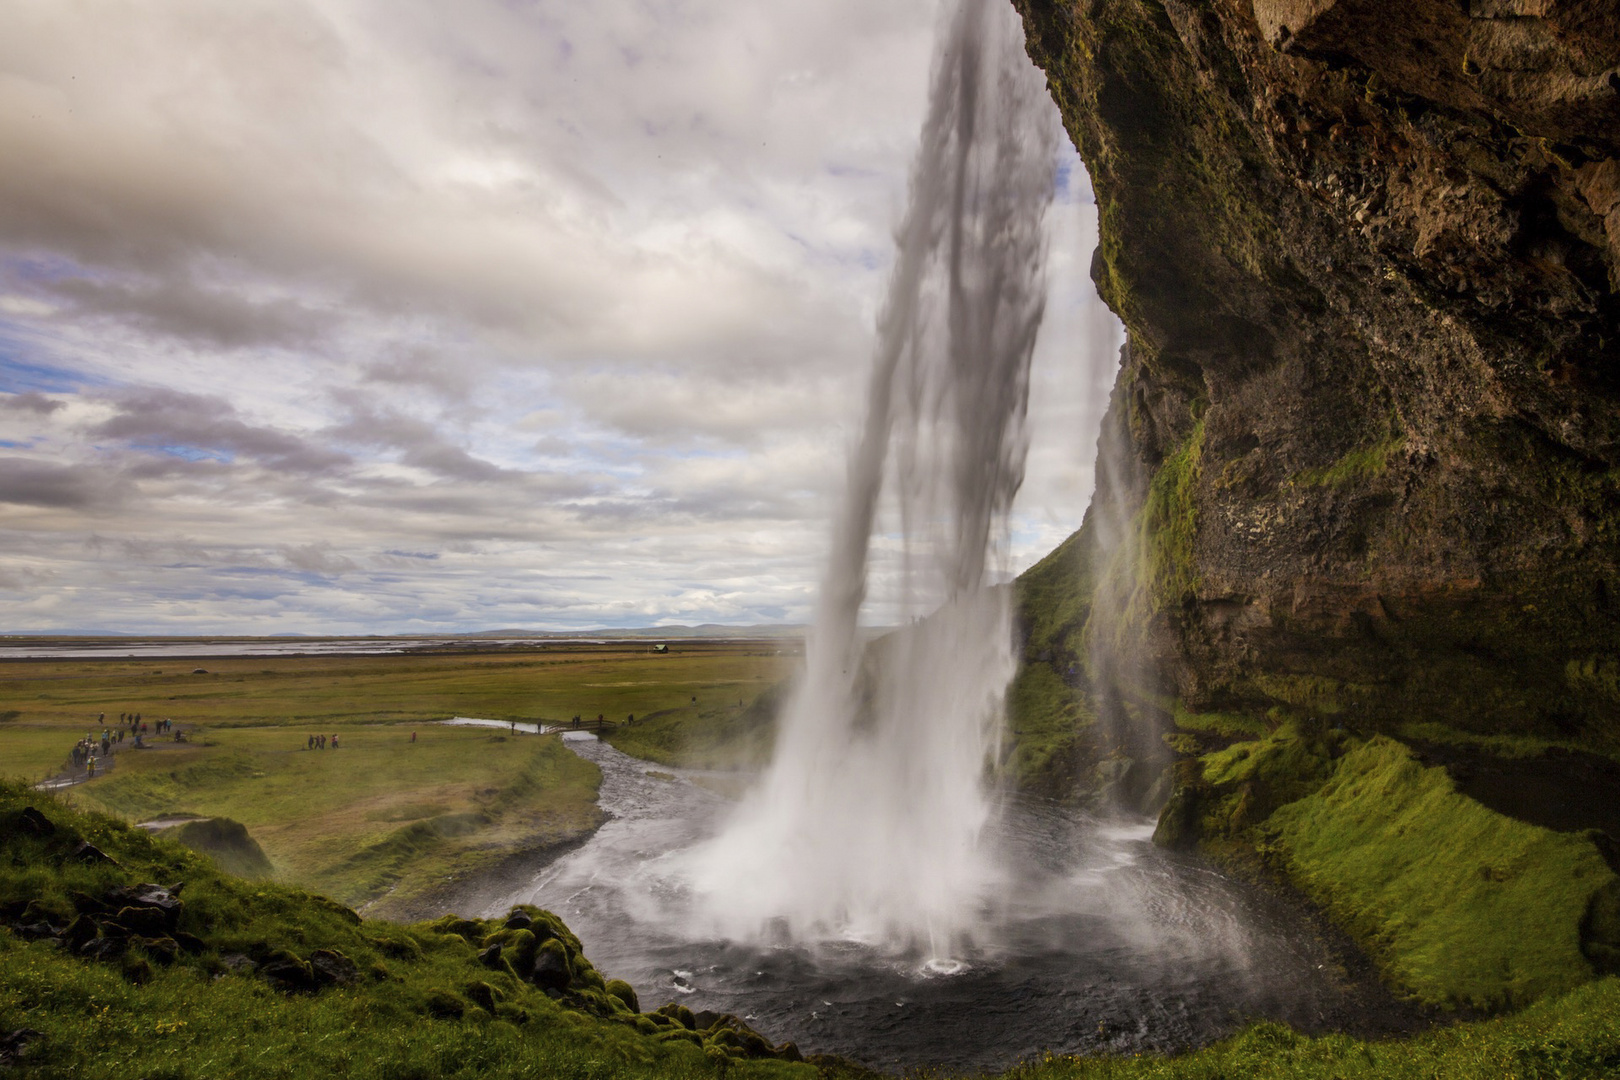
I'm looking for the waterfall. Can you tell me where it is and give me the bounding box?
[683,0,1056,958]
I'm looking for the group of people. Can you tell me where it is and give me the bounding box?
[65,710,183,781]
[306,734,339,750]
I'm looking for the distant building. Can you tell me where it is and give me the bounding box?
[650,643,669,653]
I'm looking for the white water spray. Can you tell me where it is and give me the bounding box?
[685,0,1056,957]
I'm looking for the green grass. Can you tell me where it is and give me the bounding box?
[1258,737,1616,1009]
[0,642,796,751]
[65,726,602,917]
[601,680,789,771]
[0,644,796,915]
[997,979,1620,1079]
[0,783,817,1080]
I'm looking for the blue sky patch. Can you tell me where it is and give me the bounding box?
[0,348,96,394]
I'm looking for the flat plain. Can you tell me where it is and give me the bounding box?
[0,640,797,916]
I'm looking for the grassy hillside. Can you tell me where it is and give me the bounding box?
[70,727,603,918]
[0,782,819,1080]
[602,680,789,771]
[1005,524,1106,801]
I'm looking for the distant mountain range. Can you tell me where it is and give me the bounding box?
[1,624,807,641]
[464,624,807,640]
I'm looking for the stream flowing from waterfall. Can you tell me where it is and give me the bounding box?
[492,738,1401,1071]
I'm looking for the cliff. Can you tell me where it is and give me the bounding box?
[1011,0,1620,750]
[1002,0,1620,1005]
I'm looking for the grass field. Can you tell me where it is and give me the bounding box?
[0,642,798,915]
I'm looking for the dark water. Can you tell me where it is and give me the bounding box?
[495,738,1392,1073]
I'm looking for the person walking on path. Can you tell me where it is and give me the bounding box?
[410,731,417,743]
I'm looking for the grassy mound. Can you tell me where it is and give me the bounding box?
[1160,718,1619,1010]
[0,782,813,1080]
[1261,738,1616,1009]
[161,817,273,879]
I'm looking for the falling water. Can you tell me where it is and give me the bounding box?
[684,0,1056,958]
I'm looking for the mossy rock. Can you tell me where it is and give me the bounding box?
[463,980,500,1013]
[531,937,571,991]
[419,915,486,944]
[655,1002,697,1030]
[484,927,538,975]
[165,817,273,880]
[422,987,467,1019]
[654,1027,703,1046]
[605,978,639,1013]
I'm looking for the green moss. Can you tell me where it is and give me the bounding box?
[1567,656,1620,706]
[1248,673,1361,715]
[1003,662,1096,794]
[1137,418,1205,615]
[1260,738,1615,1009]
[1292,432,1406,488]
[1394,721,1604,761]
[1171,703,1268,740]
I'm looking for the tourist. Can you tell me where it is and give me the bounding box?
[410,731,417,743]
[331,734,339,749]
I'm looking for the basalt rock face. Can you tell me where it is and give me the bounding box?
[1011,0,1620,746]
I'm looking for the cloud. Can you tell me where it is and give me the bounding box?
[88,387,351,474]
[0,0,1119,634]
[0,457,121,510]
[0,391,63,414]
[280,542,358,575]
[48,277,335,350]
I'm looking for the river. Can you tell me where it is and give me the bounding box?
[491,737,1400,1072]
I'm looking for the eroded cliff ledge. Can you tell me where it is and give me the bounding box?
[1013,0,1620,748]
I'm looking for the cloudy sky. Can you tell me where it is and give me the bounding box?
[0,0,1123,635]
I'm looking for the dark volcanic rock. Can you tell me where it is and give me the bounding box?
[70,841,117,866]
[0,1028,41,1068]
[105,884,182,928]
[16,807,54,838]
[309,948,359,987]
[1012,0,1620,748]
[529,940,571,991]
